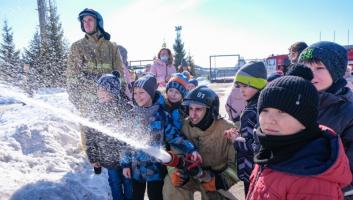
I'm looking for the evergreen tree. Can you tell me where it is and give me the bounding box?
[23,30,41,67]
[173,26,186,68]
[39,1,68,87]
[0,20,20,82]
[22,30,42,89]
[186,51,196,77]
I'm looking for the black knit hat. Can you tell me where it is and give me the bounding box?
[286,64,314,81]
[299,41,347,82]
[258,76,319,128]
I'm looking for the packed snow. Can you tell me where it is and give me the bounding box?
[0,84,112,200]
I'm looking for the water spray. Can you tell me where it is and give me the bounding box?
[0,85,171,163]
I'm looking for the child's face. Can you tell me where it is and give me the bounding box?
[306,61,333,92]
[167,88,182,103]
[259,107,305,136]
[97,87,114,103]
[288,51,299,63]
[236,82,259,101]
[133,87,153,107]
[188,103,208,125]
[188,83,196,91]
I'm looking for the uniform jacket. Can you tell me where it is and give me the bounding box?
[66,32,124,113]
[181,118,239,190]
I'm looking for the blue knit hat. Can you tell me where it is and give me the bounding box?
[134,74,157,99]
[97,71,121,98]
[267,71,284,82]
[166,73,189,97]
[299,41,347,82]
[189,78,198,87]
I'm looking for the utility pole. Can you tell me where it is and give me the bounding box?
[348,29,350,46]
[333,31,336,42]
[37,0,47,40]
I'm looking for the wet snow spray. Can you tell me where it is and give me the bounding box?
[0,85,171,163]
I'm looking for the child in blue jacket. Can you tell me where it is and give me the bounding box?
[121,74,201,200]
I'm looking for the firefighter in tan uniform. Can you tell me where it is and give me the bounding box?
[66,8,125,115]
[66,8,126,154]
[163,86,239,200]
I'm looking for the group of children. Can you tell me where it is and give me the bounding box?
[83,40,353,200]
[83,68,199,199]
[225,41,353,199]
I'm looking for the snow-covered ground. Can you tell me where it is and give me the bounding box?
[0,82,238,200]
[0,84,112,200]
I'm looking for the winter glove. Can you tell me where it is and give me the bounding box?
[171,169,189,187]
[195,170,216,192]
[163,151,202,176]
[163,151,181,167]
[201,176,216,192]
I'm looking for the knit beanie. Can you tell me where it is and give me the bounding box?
[166,73,189,97]
[97,71,121,98]
[134,74,157,99]
[235,61,267,90]
[286,64,314,81]
[189,78,198,87]
[258,76,319,128]
[299,41,347,82]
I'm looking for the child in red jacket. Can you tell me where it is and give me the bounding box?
[247,75,352,200]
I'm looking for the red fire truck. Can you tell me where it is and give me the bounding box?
[265,46,353,75]
[346,46,353,71]
[265,54,290,74]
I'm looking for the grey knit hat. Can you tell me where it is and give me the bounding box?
[133,74,157,99]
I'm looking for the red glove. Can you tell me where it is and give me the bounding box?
[201,176,216,192]
[170,170,189,187]
[196,170,216,192]
[163,151,181,167]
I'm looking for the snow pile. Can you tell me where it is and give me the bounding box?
[0,87,112,200]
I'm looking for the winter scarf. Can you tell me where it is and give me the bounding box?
[254,126,322,165]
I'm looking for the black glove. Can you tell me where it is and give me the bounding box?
[94,166,102,174]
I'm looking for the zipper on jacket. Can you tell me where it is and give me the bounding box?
[246,165,265,200]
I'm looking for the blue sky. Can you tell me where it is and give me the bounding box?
[1,0,353,67]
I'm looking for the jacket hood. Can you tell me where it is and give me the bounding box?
[269,127,351,186]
